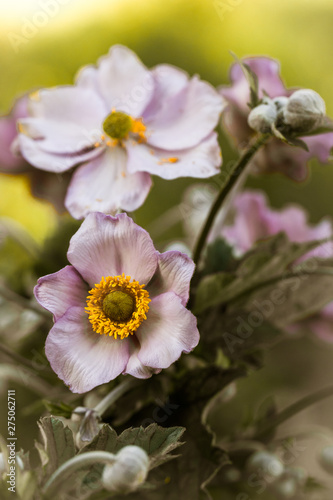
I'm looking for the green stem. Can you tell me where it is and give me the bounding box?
[42,451,116,498]
[254,384,333,441]
[193,134,270,266]
[93,378,139,417]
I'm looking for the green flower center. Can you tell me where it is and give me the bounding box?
[102,111,132,140]
[102,290,135,322]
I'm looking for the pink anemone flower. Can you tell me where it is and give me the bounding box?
[18,45,224,219]
[34,212,199,393]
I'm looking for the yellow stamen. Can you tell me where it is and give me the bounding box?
[157,157,179,165]
[130,117,147,143]
[85,274,150,340]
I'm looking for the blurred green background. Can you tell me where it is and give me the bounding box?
[2,0,333,493]
[1,0,333,242]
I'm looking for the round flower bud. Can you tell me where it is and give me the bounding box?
[283,89,326,132]
[102,445,149,493]
[247,99,277,133]
[271,476,297,498]
[246,451,284,481]
[319,445,333,475]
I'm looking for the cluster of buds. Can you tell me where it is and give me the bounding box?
[248,89,326,136]
[245,450,307,498]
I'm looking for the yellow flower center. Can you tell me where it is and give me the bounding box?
[85,274,150,340]
[101,110,146,145]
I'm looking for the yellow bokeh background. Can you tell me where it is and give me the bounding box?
[1,0,333,241]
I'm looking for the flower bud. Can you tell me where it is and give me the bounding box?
[319,445,333,475]
[247,98,277,134]
[283,89,326,132]
[71,407,101,449]
[246,451,284,481]
[271,476,297,498]
[248,99,277,133]
[102,445,149,493]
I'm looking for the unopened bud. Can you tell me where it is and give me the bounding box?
[319,445,333,475]
[283,89,326,132]
[71,407,101,449]
[271,476,297,498]
[102,445,149,493]
[246,451,284,480]
[247,99,277,133]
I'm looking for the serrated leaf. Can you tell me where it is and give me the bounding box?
[80,423,185,469]
[239,264,333,327]
[35,416,76,476]
[195,234,331,314]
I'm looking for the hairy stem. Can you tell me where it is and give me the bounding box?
[42,451,116,498]
[94,378,139,417]
[193,134,270,266]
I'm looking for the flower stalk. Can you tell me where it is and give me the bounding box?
[192,133,270,266]
[254,384,333,441]
[42,451,117,498]
[93,378,139,417]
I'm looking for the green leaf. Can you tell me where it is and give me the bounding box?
[239,262,333,327]
[230,52,260,108]
[42,400,74,419]
[35,416,76,477]
[80,423,185,469]
[203,238,236,275]
[194,234,331,314]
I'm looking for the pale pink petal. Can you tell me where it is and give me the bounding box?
[142,64,189,123]
[220,57,287,112]
[18,134,103,173]
[34,266,88,321]
[146,76,224,150]
[147,251,195,306]
[124,342,160,379]
[76,45,154,116]
[136,293,199,369]
[126,133,221,180]
[67,212,158,287]
[65,147,152,219]
[45,307,130,393]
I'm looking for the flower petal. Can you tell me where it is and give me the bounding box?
[76,45,154,117]
[34,266,88,321]
[220,57,287,112]
[126,133,221,180]
[124,343,161,379]
[45,306,130,393]
[148,251,195,306]
[18,134,103,173]
[65,146,152,219]
[136,292,199,370]
[0,95,29,172]
[67,212,158,287]
[146,76,224,150]
[142,64,189,123]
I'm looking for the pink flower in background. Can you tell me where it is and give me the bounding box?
[17,45,224,219]
[0,95,69,212]
[34,212,199,393]
[219,57,333,181]
[221,190,333,342]
[221,190,332,257]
